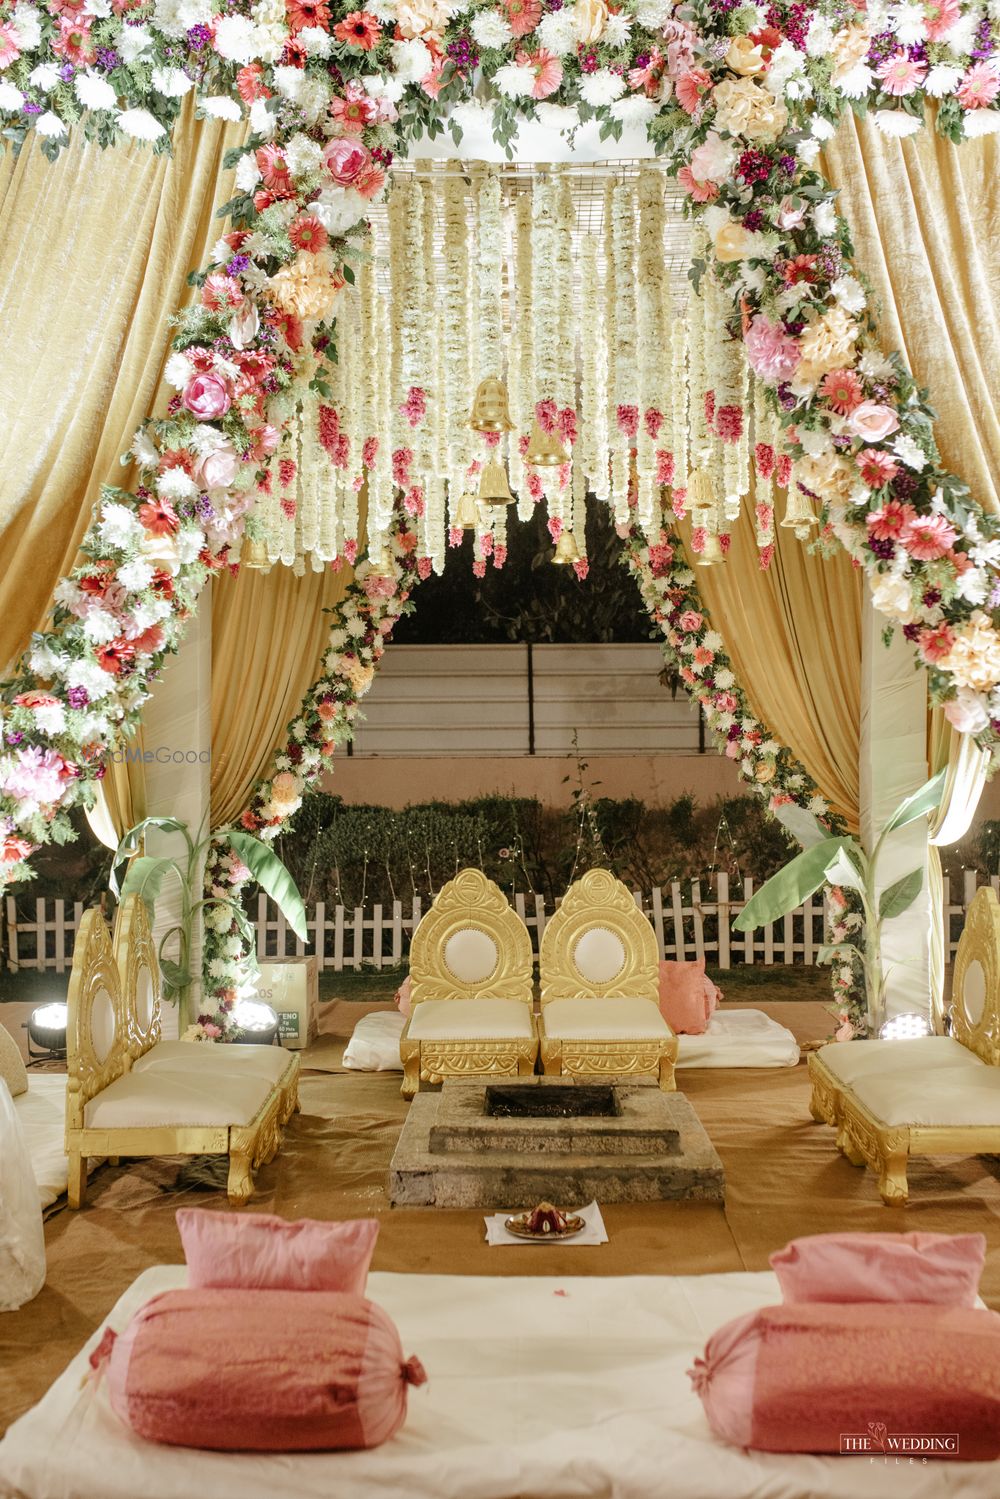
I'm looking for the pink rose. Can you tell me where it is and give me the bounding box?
[323,138,371,186]
[775,196,808,231]
[849,401,899,443]
[196,444,239,491]
[183,373,231,421]
[228,302,260,350]
[944,689,990,734]
[679,609,703,632]
[744,315,800,384]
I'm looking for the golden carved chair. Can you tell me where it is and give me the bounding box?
[65,896,298,1208]
[399,868,537,1097]
[808,885,1000,1204]
[538,869,677,1091]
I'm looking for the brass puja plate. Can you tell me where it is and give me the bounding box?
[504,1210,586,1241]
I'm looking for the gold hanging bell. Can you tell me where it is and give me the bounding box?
[239,535,270,570]
[552,530,580,566]
[696,533,725,567]
[469,377,514,434]
[366,548,395,579]
[454,492,479,530]
[780,484,817,530]
[478,456,514,507]
[687,466,715,510]
[525,419,568,468]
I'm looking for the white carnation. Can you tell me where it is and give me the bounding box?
[157,468,197,500]
[130,428,160,468]
[810,115,836,141]
[796,137,820,165]
[924,63,963,96]
[0,82,24,112]
[804,15,835,55]
[942,12,979,54]
[579,69,626,107]
[11,4,42,48]
[117,559,156,592]
[535,101,579,130]
[118,108,166,141]
[890,3,926,46]
[872,108,923,137]
[298,24,332,56]
[151,66,194,98]
[610,95,658,127]
[450,98,496,135]
[235,152,262,193]
[29,63,60,91]
[81,609,120,645]
[955,567,990,605]
[634,0,672,25]
[36,111,68,139]
[390,38,432,84]
[33,703,67,736]
[603,12,632,47]
[494,62,534,99]
[471,9,513,48]
[163,351,193,389]
[75,72,118,111]
[118,25,154,64]
[200,94,243,120]
[536,10,577,55]
[964,108,1000,137]
[812,200,837,236]
[799,427,833,457]
[767,40,808,92]
[830,274,866,313]
[212,14,259,63]
[284,132,324,176]
[835,62,874,98]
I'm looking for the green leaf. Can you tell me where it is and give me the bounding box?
[824,844,865,893]
[771,801,829,851]
[879,867,924,921]
[119,856,178,918]
[110,815,189,896]
[158,957,191,995]
[225,830,308,941]
[882,769,946,837]
[734,837,851,931]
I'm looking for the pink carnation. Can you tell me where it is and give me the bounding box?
[744,316,800,384]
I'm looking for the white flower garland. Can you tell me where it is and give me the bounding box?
[511,190,533,517]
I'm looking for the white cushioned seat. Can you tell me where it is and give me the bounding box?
[132,1039,292,1085]
[83,1071,271,1130]
[816,1035,983,1085]
[407,999,533,1041]
[542,997,671,1041]
[851,1067,1000,1129]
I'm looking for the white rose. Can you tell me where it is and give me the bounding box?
[871,571,915,624]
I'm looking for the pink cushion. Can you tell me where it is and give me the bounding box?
[177,1209,379,1295]
[690,1301,1000,1458]
[395,975,412,1018]
[97,1289,426,1451]
[771,1231,986,1307]
[657,960,710,1034]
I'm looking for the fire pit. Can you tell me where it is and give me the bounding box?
[389,1075,724,1208]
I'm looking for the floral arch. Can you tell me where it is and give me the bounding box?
[2,0,999,1033]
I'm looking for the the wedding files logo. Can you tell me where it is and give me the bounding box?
[840,1421,959,1458]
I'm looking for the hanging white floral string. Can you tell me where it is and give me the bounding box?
[670,314,689,506]
[636,167,666,536]
[511,190,534,520]
[531,173,558,439]
[578,235,609,507]
[554,170,577,489]
[752,374,777,569]
[442,167,473,541]
[611,182,638,527]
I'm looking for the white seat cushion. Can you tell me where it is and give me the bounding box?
[541,997,671,1042]
[816,1035,982,1085]
[133,1039,293,1086]
[407,999,533,1041]
[851,1067,1000,1129]
[83,1071,271,1130]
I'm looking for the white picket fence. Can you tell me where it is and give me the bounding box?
[7,872,987,974]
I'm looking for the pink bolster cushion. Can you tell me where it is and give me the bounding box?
[96,1289,427,1451]
[771,1231,986,1307]
[177,1208,379,1294]
[657,959,711,1034]
[689,1301,1000,1459]
[395,975,413,1018]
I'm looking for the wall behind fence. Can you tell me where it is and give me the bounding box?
[5,871,988,974]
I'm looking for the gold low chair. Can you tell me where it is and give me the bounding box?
[538,869,678,1091]
[399,868,537,1097]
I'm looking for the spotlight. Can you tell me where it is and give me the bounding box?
[878,1012,933,1041]
[25,1001,68,1060]
[233,999,279,1047]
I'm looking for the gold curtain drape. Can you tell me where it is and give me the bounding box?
[684,116,1000,832]
[210,564,355,827]
[0,100,245,676]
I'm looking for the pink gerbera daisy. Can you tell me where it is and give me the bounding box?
[0,22,21,68]
[820,368,864,415]
[866,499,915,540]
[517,47,563,100]
[329,92,375,134]
[876,52,926,96]
[255,144,293,194]
[333,10,381,49]
[675,67,712,116]
[900,512,958,560]
[504,0,542,38]
[919,624,957,663]
[678,165,718,202]
[856,449,899,488]
[958,60,1000,109]
[924,0,961,40]
[289,215,328,253]
[54,13,95,64]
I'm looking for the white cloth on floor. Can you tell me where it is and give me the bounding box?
[12,1073,68,1208]
[484,1199,608,1246]
[0,1079,46,1310]
[676,1008,800,1068]
[342,1010,406,1071]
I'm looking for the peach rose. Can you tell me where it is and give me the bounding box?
[725,35,767,76]
[944,688,990,734]
[755,760,777,783]
[849,401,900,443]
[712,77,788,142]
[714,220,760,263]
[795,452,855,502]
[270,770,302,807]
[830,24,871,88]
[572,0,608,44]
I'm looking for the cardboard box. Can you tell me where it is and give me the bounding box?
[255,956,318,1050]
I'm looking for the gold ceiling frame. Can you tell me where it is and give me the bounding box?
[401,868,537,1097]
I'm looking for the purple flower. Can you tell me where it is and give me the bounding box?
[226,253,250,277]
[67,687,90,709]
[868,536,895,561]
[187,23,212,50]
[96,48,120,71]
[23,102,42,115]
[58,63,75,82]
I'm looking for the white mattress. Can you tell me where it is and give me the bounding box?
[1,1267,994,1499]
[11,1075,67,1210]
[677,1009,800,1069]
[344,1008,800,1073]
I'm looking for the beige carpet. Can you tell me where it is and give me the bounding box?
[4,998,1000,1436]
